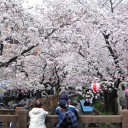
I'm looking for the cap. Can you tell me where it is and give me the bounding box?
[59,92,69,101]
[59,100,69,109]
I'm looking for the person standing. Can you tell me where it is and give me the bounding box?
[56,100,78,128]
[56,93,79,125]
[29,99,48,128]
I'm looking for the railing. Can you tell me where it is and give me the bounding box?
[0,107,28,128]
[46,110,128,128]
[0,95,59,128]
[0,95,128,128]
[0,109,15,115]
[1,109,128,128]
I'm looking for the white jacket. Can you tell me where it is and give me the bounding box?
[29,108,48,128]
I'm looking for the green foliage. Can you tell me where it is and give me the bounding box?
[77,95,83,101]
[98,123,122,128]
[93,100,113,115]
[99,124,109,128]
[93,100,105,112]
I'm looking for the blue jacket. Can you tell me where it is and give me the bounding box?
[56,105,78,123]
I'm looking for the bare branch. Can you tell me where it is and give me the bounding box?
[21,43,39,55]
[44,28,58,39]
[113,0,123,10]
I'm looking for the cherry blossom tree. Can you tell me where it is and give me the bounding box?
[0,0,128,94]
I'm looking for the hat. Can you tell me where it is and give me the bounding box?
[59,100,69,109]
[59,92,69,101]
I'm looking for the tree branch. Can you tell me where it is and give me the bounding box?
[113,0,123,10]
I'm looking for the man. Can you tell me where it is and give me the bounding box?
[59,92,69,101]
[56,100,78,128]
[56,93,79,124]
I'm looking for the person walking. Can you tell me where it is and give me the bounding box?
[56,100,78,128]
[29,99,48,128]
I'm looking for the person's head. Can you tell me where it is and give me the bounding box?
[59,92,69,102]
[33,99,42,108]
[59,100,69,112]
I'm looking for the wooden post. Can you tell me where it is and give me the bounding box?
[121,110,128,128]
[17,109,28,128]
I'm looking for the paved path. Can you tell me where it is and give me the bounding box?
[75,101,85,128]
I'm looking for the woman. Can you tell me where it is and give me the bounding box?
[29,99,48,128]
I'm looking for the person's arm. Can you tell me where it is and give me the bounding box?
[44,110,48,115]
[74,108,79,120]
[55,108,58,115]
[75,107,79,113]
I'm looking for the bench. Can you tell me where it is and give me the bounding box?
[80,99,94,114]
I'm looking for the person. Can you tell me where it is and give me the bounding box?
[29,99,48,128]
[59,92,69,101]
[56,100,78,128]
[84,97,91,106]
[84,92,92,106]
[56,94,79,125]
